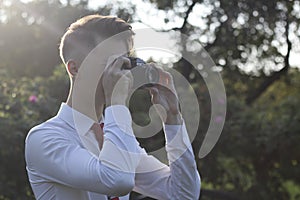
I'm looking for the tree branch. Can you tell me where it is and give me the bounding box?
[246,11,291,105]
[171,0,200,33]
[134,0,200,33]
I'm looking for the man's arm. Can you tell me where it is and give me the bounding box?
[133,121,201,200]
[133,66,201,199]
[25,105,140,198]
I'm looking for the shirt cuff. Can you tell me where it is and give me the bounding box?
[163,122,192,163]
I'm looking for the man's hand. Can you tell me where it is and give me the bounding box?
[102,56,133,106]
[147,64,183,125]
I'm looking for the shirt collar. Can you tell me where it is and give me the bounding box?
[57,103,95,136]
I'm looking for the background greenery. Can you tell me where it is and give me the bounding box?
[0,0,299,199]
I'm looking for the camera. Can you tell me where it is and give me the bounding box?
[125,57,160,88]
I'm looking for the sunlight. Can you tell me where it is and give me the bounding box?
[12,1,64,36]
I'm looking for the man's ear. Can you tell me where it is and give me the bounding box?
[66,60,79,77]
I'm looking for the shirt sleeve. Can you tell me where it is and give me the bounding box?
[133,122,201,200]
[99,105,142,173]
[25,105,141,198]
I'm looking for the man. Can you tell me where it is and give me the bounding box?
[25,14,200,200]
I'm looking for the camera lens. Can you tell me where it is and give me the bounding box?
[135,58,146,67]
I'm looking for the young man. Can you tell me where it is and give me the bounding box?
[25,15,200,200]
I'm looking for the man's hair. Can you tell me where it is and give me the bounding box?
[59,14,133,65]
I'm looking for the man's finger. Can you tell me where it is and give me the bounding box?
[148,87,159,103]
[148,63,174,87]
[148,87,159,96]
[111,56,130,71]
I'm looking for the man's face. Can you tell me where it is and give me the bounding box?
[92,34,134,104]
[93,32,133,59]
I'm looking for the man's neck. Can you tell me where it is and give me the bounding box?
[66,89,104,122]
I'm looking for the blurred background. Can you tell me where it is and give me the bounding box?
[0,0,300,199]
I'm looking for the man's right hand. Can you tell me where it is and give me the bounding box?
[102,56,133,106]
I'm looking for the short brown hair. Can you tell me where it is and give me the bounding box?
[59,14,133,65]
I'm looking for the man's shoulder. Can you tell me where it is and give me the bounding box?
[24,115,80,169]
[25,116,72,143]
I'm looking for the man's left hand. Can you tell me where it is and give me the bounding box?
[147,64,182,125]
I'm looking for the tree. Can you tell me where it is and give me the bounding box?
[0,65,69,200]
[0,0,135,77]
[136,0,300,199]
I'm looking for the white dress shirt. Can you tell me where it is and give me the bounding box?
[25,103,200,200]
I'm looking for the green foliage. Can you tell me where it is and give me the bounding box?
[0,0,134,77]
[199,70,300,199]
[0,65,68,199]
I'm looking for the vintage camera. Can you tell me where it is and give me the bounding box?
[125,57,160,88]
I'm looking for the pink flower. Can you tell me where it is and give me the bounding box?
[214,115,223,123]
[218,97,226,105]
[28,95,38,103]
